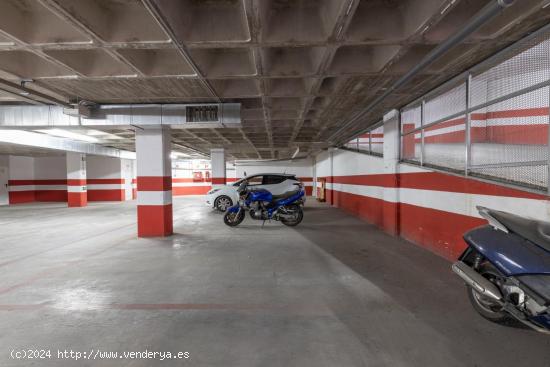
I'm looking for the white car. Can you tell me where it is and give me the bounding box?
[206,173,305,212]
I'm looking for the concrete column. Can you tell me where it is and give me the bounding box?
[382,109,400,235]
[66,152,87,207]
[136,126,173,237]
[210,148,226,187]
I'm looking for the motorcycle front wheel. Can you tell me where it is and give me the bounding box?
[224,210,245,227]
[280,204,303,227]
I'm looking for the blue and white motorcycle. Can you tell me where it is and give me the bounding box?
[453,206,550,333]
[223,180,305,227]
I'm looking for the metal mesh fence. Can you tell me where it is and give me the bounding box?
[423,115,466,171]
[424,82,466,125]
[399,25,550,192]
[344,122,383,156]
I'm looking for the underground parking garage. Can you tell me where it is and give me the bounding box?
[1,0,550,365]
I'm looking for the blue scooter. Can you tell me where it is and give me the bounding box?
[453,206,550,333]
[223,180,305,227]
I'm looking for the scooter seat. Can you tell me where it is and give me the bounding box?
[489,210,550,252]
[271,189,300,201]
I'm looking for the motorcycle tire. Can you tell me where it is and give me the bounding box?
[224,210,245,227]
[466,262,512,324]
[280,204,303,227]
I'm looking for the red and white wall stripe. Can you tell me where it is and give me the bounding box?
[316,110,550,261]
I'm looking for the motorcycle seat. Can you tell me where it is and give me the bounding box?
[271,189,300,202]
[490,210,550,252]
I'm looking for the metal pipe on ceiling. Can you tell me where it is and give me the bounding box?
[328,0,516,145]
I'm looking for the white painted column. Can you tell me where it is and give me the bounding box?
[136,126,172,237]
[66,152,87,207]
[382,109,400,235]
[210,148,226,187]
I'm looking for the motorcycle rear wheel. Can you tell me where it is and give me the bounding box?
[224,210,245,227]
[280,204,303,227]
[466,263,511,324]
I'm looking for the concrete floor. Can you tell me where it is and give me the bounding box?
[0,197,549,367]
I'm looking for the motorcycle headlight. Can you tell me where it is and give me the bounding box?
[208,188,220,195]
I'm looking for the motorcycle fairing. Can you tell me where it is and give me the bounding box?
[464,225,550,276]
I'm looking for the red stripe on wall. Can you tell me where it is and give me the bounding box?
[137,176,172,191]
[211,177,226,185]
[325,172,546,200]
[399,202,485,260]
[87,178,125,185]
[298,177,313,182]
[8,191,35,204]
[88,190,125,202]
[8,179,67,186]
[172,178,197,183]
[137,204,173,237]
[173,186,211,196]
[67,179,86,186]
[35,190,67,202]
[398,172,547,200]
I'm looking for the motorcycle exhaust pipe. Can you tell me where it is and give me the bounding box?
[452,261,503,301]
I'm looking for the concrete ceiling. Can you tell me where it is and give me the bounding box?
[0,0,548,160]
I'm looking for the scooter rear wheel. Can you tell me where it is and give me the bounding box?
[224,210,245,227]
[466,263,511,324]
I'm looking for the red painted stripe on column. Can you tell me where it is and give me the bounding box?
[137,176,172,191]
[211,177,226,185]
[298,177,313,182]
[137,204,173,237]
[227,178,237,182]
[68,192,87,207]
[67,179,87,186]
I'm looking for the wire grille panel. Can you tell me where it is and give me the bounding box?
[471,38,550,108]
[423,115,466,171]
[469,86,549,190]
[424,82,466,125]
[399,26,550,193]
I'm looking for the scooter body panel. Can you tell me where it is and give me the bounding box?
[464,225,550,276]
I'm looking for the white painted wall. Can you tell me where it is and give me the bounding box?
[9,156,34,180]
[87,156,123,179]
[34,156,66,179]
